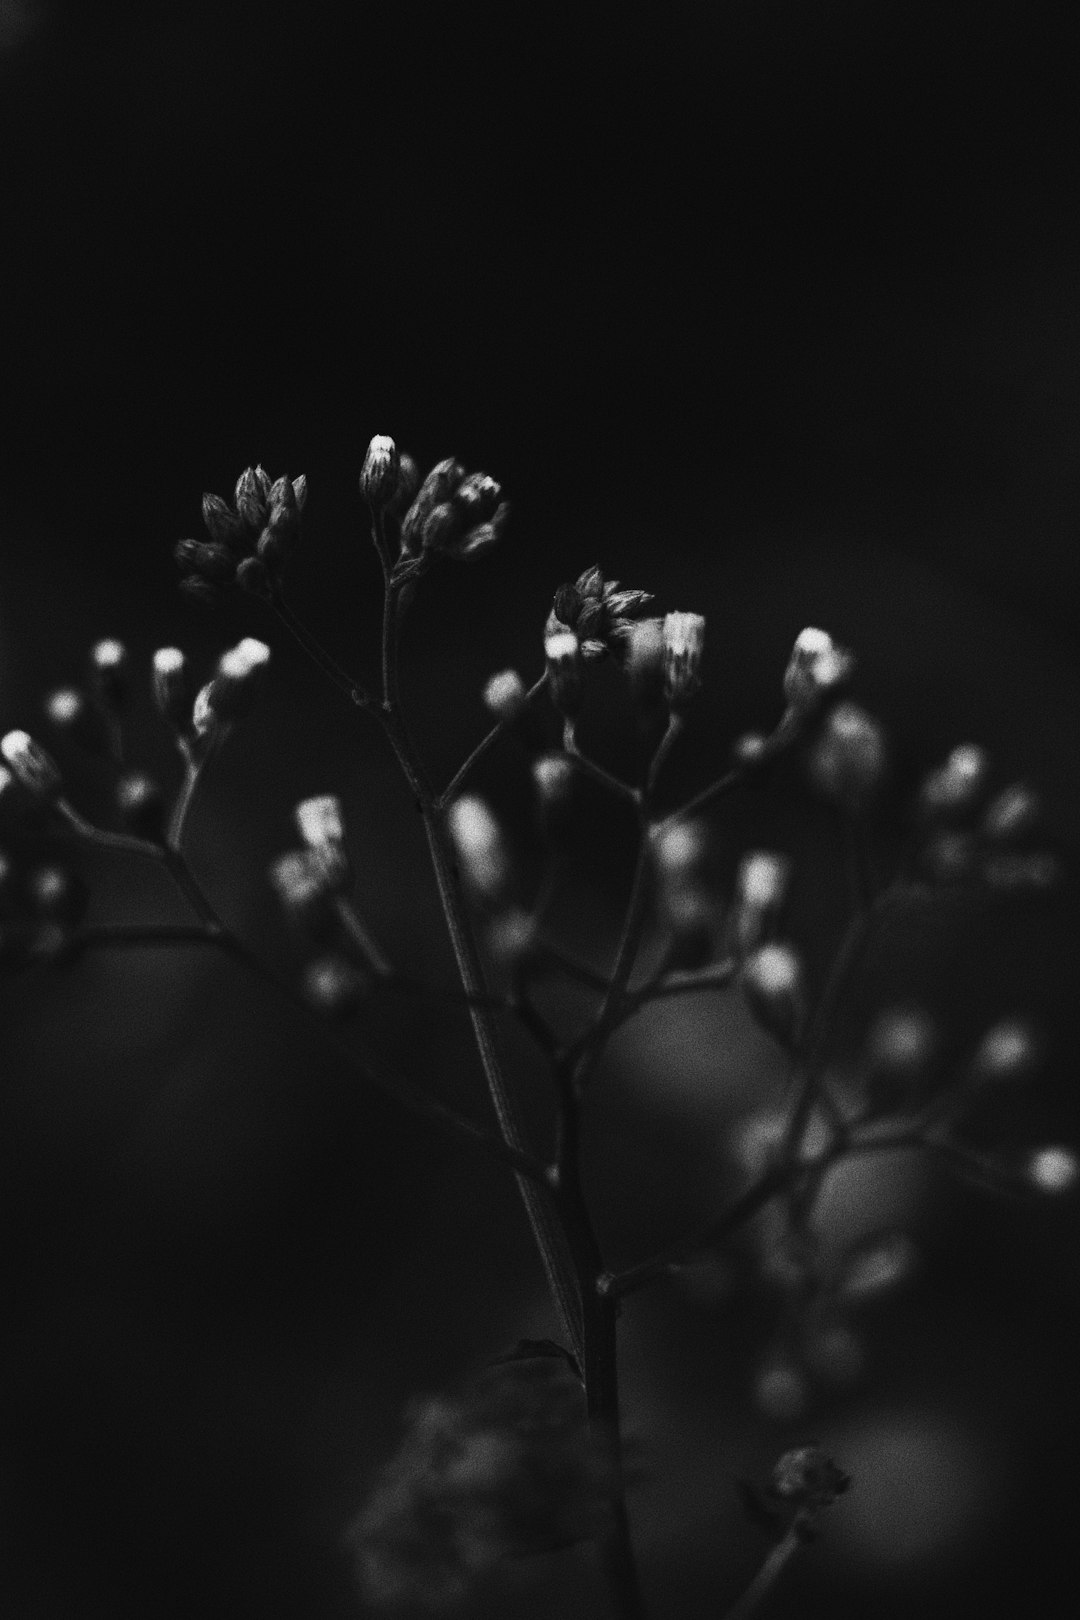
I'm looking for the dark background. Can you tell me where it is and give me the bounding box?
[2,2,1080,1616]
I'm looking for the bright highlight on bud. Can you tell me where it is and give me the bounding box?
[971,1020,1037,1082]
[918,743,990,820]
[1028,1145,1078,1194]
[447,795,512,908]
[783,627,854,714]
[733,850,791,954]
[0,730,63,799]
[194,638,272,734]
[741,942,805,1047]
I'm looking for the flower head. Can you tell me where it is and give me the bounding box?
[176,466,306,603]
[545,566,654,661]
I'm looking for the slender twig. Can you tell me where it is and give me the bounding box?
[65,922,220,955]
[271,593,372,709]
[439,672,548,807]
[657,710,801,833]
[563,720,642,806]
[602,1160,791,1300]
[722,1525,803,1620]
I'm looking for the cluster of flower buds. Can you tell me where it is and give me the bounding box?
[190,638,272,740]
[351,1342,610,1611]
[916,744,1058,890]
[783,627,855,718]
[388,450,509,563]
[651,820,719,968]
[545,566,654,662]
[175,465,307,603]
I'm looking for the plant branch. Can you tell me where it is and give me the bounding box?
[439,671,549,806]
[722,1525,803,1620]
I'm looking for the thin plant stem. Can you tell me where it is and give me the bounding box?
[722,1525,803,1620]
[272,593,372,709]
[438,671,548,807]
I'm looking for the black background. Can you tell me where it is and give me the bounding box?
[2,3,1080,1616]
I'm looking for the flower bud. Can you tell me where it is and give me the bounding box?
[269,849,339,938]
[981,851,1061,891]
[453,502,510,560]
[1027,1145,1079,1194]
[174,538,236,584]
[981,782,1041,843]
[195,638,271,733]
[920,828,976,883]
[971,1019,1038,1084]
[44,688,107,754]
[234,466,268,531]
[771,1446,850,1512]
[483,669,528,725]
[741,942,805,1047]
[662,611,706,711]
[152,647,191,732]
[115,771,166,840]
[487,907,538,966]
[653,820,708,883]
[399,457,465,555]
[732,850,791,954]
[201,492,247,549]
[304,953,368,1017]
[295,793,345,848]
[783,628,854,715]
[360,435,401,508]
[545,628,584,718]
[90,638,129,708]
[917,743,990,822]
[837,1232,918,1301]
[807,701,888,812]
[1,730,63,800]
[864,1005,936,1086]
[447,795,512,909]
[532,754,576,837]
[27,863,87,925]
[451,472,502,525]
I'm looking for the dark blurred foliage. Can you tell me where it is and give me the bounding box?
[2,1,1080,1615]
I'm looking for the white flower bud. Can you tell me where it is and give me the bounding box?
[918,743,990,821]
[733,851,791,954]
[448,795,512,908]
[741,942,806,1047]
[295,794,345,848]
[783,628,854,714]
[304,953,368,1017]
[152,647,190,731]
[359,435,401,508]
[91,638,129,707]
[483,669,528,724]
[195,638,271,733]
[1,730,63,800]
[971,1020,1038,1083]
[662,611,705,711]
[981,782,1041,843]
[653,820,708,881]
[1027,1145,1078,1195]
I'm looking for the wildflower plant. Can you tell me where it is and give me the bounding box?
[1,435,1074,1618]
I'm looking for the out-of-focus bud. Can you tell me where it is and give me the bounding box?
[304,953,368,1017]
[295,794,345,848]
[27,863,88,926]
[234,466,269,531]
[653,822,715,965]
[836,1231,918,1301]
[920,828,976,883]
[44,688,106,754]
[180,575,227,608]
[269,849,338,938]
[971,1019,1038,1084]
[732,732,768,767]
[1027,1145,1078,1195]
[783,628,854,715]
[981,851,1061,891]
[662,611,706,712]
[387,452,420,518]
[754,1358,806,1422]
[732,850,791,955]
[654,820,707,883]
[152,647,191,732]
[981,782,1041,843]
[806,701,888,812]
[90,638,129,708]
[448,795,512,909]
[360,435,401,509]
[741,942,805,1047]
[115,771,166,840]
[917,743,990,822]
[487,906,538,967]
[864,1006,936,1099]
[545,628,584,718]
[623,617,666,710]
[174,538,236,584]
[483,669,529,726]
[802,1321,864,1387]
[235,555,272,597]
[1,730,63,800]
[194,638,271,734]
[532,753,576,838]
